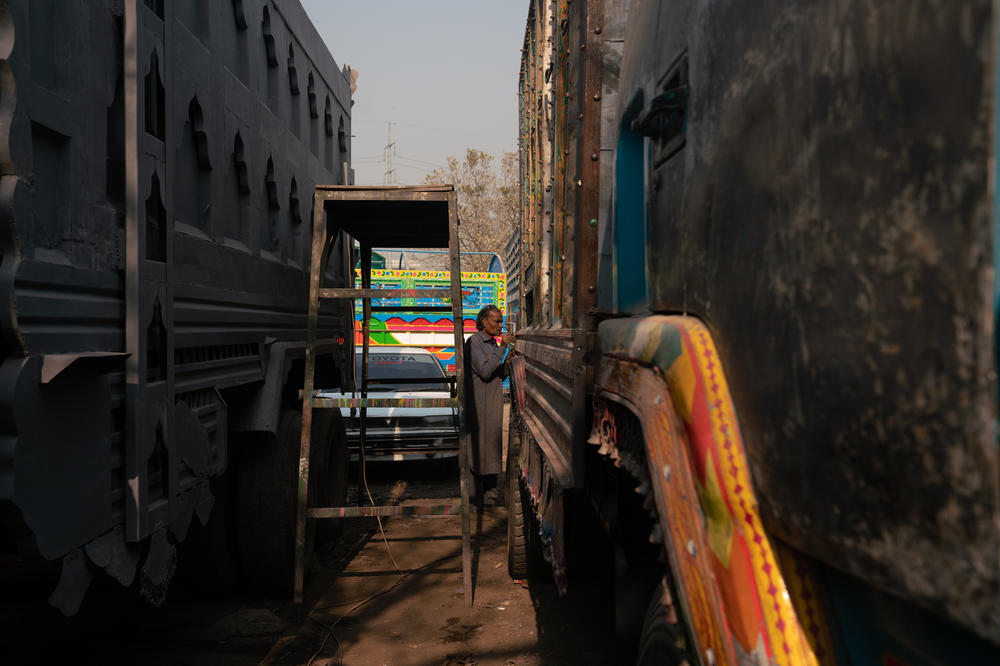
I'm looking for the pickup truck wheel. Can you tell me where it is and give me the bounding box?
[506,412,545,578]
[635,576,691,666]
[234,408,337,596]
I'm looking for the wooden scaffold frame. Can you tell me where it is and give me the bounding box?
[293,184,473,608]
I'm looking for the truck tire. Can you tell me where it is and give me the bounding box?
[313,410,350,545]
[635,576,691,666]
[175,475,237,597]
[506,410,545,579]
[234,408,345,596]
[507,472,546,579]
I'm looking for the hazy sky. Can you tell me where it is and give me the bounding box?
[300,1,526,186]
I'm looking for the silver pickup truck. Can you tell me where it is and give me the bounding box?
[318,347,459,461]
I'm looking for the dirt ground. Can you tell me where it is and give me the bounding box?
[254,471,615,665]
[1,406,616,665]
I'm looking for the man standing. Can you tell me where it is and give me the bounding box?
[465,304,515,506]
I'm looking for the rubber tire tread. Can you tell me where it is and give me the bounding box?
[313,410,350,545]
[235,409,331,596]
[175,475,237,596]
[635,576,691,666]
[506,405,546,579]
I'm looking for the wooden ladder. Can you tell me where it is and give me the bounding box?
[293,185,472,608]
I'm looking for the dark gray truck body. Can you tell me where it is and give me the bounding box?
[0,0,353,609]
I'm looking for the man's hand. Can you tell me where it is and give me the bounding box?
[501,333,516,349]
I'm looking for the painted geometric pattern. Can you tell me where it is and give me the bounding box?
[353,269,506,314]
[599,316,831,666]
[353,270,508,375]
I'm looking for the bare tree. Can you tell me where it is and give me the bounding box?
[425,148,518,256]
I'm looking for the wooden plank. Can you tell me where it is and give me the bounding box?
[315,184,455,192]
[293,191,329,606]
[316,189,452,203]
[312,396,459,409]
[448,190,473,609]
[577,0,604,329]
[344,377,456,386]
[358,241,372,499]
[308,504,464,518]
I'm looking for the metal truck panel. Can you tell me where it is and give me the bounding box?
[516,0,606,489]
[615,0,1000,642]
[0,0,352,580]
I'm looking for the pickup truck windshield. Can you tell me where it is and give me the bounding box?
[355,352,450,392]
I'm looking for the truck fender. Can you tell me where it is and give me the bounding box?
[593,315,835,666]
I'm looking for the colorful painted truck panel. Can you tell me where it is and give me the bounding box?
[354,269,507,373]
[510,0,1000,663]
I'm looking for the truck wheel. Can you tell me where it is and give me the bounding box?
[506,413,545,578]
[507,472,546,578]
[635,576,691,666]
[234,408,342,596]
[313,410,350,545]
[175,475,237,596]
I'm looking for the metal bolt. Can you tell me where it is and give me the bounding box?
[579,43,586,51]
[591,153,598,161]
[594,27,602,34]
[578,113,584,120]
[593,93,601,102]
[576,179,583,187]
[587,285,595,292]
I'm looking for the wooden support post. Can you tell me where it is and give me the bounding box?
[448,191,473,608]
[357,241,372,503]
[294,192,329,606]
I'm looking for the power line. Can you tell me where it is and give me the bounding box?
[393,163,436,174]
[395,154,446,168]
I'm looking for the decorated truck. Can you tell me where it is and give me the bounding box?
[355,268,507,373]
[0,0,355,612]
[508,0,1000,664]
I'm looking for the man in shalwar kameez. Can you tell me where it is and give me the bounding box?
[464,304,515,506]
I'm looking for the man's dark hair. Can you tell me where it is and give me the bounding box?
[476,304,502,331]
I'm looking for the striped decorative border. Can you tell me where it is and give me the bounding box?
[675,318,822,665]
[597,315,834,666]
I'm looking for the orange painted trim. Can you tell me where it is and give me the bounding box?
[595,359,736,666]
[597,315,831,666]
[676,318,819,665]
[775,543,840,666]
